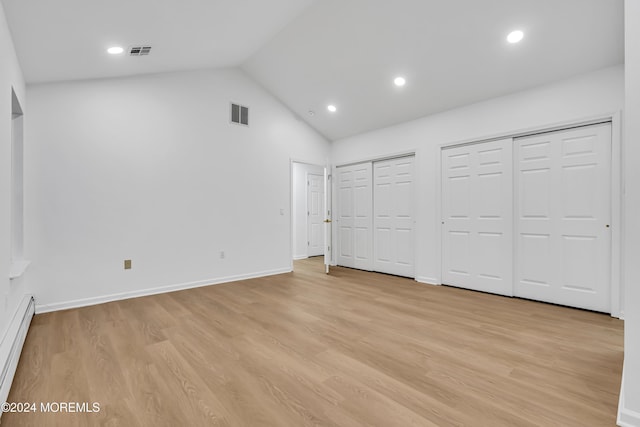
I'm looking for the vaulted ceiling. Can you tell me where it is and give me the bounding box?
[2,0,624,140]
[1,0,315,82]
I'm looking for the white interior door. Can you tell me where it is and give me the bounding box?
[337,162,373,270]
[515,123,611,312]
[373,156,415,277]
[307,173,324,256]
[441,138,513,296]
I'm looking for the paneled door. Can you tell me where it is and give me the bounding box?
[515,123,611,312]
[337,162,373,270]
[307,173,324,256]
[441,139,514,296]
[373,156,415,277]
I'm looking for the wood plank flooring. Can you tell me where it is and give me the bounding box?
[2,257,624,426]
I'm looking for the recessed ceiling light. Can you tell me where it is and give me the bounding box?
[327,105,337,113]
[507,30,524,44]
[394,77,406,87]
[308,110,315,117]
[107,46,124,55]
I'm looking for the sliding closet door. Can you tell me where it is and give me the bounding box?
[373,156,415,277]
[337,162,373,270]
[515,123,611,312]
[441,139,513,296]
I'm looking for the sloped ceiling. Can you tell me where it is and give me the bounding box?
[243,0,624,140]
[2,0,624,141]
[1,0,315,83]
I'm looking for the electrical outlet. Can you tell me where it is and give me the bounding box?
[124,259,132,270]
[220,251,225,259]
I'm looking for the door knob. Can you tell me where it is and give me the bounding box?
[324,219,332,223]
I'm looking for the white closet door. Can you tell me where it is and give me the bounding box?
[441,139,513,296]
[337,162,373,270]
[515,123,611,312]
[373,156,415,277]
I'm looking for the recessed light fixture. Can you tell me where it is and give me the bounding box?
[107,46,124,55]
[327,105,337,113]
[394,77,406,87]
[308,110,315,117]
[507,30,524,44]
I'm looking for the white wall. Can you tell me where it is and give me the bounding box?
[620,1,640,425]
[292,162,323,259]
[25,68,330,311]
[0,1,28,348]
[331,65,624,287]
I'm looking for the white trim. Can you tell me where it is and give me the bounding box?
[610,111,623,318]
[436,140,444,287]
[416,276,440,285]
[289,159,294,271]
[618,373,640,427]
[335,149,417,168]
[438,113,617,150]
[617,411,640,427]
[437,113,622,316]
[290,159,325,268]
[0,295,35,410]
[331,165,338,266]
[35,267,291,314]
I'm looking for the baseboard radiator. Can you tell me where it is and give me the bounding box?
[0,295,35,408]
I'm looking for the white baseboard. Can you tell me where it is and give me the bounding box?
[0,295,35,408]
[416,276,440,285]
[618,371,640,427]
[618,408,640,427]
[36,267,292,314]
[293,255,308,260]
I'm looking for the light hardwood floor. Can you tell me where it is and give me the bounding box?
[2,258,623,426]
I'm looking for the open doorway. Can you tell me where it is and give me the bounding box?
[291,161,330,273]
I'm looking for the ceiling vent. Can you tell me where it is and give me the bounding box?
[230,103,249,126]
[129,46,152,56]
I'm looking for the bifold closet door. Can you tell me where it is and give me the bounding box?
[441,139,513,296]
[336,162,373,270]
[373,156,415,277]
[515,123,611,312]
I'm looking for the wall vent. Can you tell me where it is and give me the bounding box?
[129,46,152,56]
[230,103,249,126]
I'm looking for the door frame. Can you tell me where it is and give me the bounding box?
[289,159,326,270]
[437,112,623,318]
